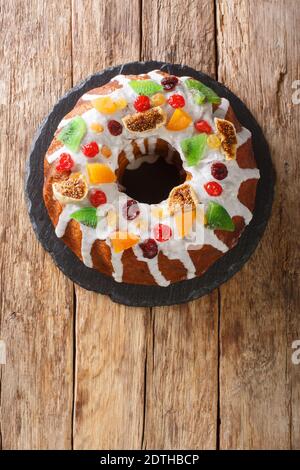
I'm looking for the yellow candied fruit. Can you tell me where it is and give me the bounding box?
[101,145,112,158]
[92,96,117,114]
[107,210,117,228]
[151,207,164,219]
[114,97,128,110]
[151,93,166,107]
[207,134,221,149]
[166,109,192,131]
[87,163,116,184]
[90,122,104,133]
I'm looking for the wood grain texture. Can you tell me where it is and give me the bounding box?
[217,0,300,449]
[141,0,219,449]
[71,0,148,450]
[142,298,219,449]
[1,0,299,450]
[0,0,74,449]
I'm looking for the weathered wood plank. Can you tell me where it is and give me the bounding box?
[217,0,300,449]
[71,0,147,450]
[0,0,74,449]
[141,0,219,449]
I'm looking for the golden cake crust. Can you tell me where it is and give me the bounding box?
[43,73,259,285]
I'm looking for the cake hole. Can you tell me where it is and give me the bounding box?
[120,142,186,204]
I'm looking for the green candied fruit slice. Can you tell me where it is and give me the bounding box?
[206,201,235,231]
[185,78,221,105]
[70,207,98,228]
[57,116,87,152]
[129,80,163,96]
[191,89,206,105]
[180,134,207,166]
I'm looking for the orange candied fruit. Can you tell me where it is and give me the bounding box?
[151,93,166,107]
[90,122,104,133]
[101,145,112,158]
[110,231,140,253]
[86,163,116,184]
[166,109,192,131]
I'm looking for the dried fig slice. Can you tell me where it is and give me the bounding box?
[52,173,88,204]
[214,118,237,160]
[168,183,198,215]
[122,106,166,134]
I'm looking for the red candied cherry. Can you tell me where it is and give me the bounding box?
[139,238,158,259]
[108,119,123,136]
[56,153,74,172]
[204,181,223,196]
[82,141,99,158]
[211,162,228,180]
[161,75,178,91]
[153,223,172,242]
[123,199,140,220]
[134,95,151,112]
[194,119,212,134]
[167,94,185,109]
[89,189,107,207]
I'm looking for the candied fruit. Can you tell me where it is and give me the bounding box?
[151,93,166,107]
[153,223,172,242]
[139,239,158,259]
[211,162,228,180]
[166,109,192,131]
[101,145,112,158]
[204,181,223,196]
[90,122,104,133]
[123,199,140,220]
[167,94,185,109]
[207,134,221,149]
[89,189,107,207]
[134,95,151,112]
[92,96,117,114]
[110,231,140,253]
[108,120,123,136]
[56,153,74,172]
[115,97,128,110]
[87,163,116,184]
[82,141,99,158]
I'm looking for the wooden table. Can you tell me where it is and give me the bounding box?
[0,0,299,450]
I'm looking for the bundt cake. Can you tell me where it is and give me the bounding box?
[43,70,260,286]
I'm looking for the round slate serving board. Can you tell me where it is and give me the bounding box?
[25,61,274,307]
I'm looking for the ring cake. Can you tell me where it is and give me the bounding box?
[43,70,260,286]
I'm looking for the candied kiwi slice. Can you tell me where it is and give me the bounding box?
[129,80,163,96]
[185,78,221,105]
[70,207,98,228]
[58,116,87,152]
[206,201,235,231]
[180,134,207,166]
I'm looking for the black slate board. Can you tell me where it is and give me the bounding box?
[25,61,274,307]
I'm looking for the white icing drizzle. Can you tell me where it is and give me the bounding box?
[213,97,229,119]
[237,127,251,147]
[110,248,123,282]
[126,154,159,170]
[55,204,78,237]
[160,241,196,279]
[49,70,260,286]
[132,245,170,287]
[80,225,98,268]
